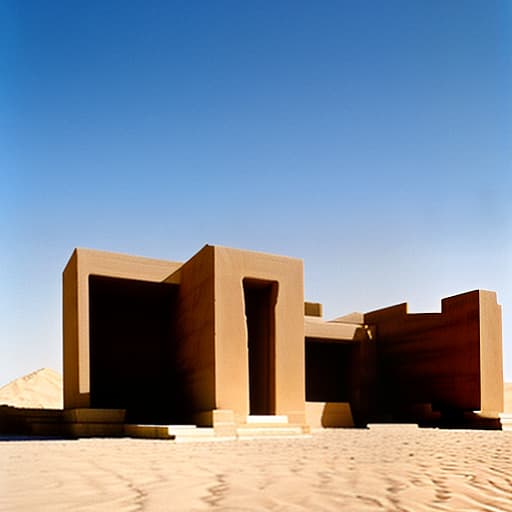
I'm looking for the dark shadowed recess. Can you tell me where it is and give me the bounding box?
[89,275,190,424]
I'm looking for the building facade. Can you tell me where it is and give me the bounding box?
[62,245,504,436]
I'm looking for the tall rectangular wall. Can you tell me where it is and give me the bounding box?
[167,246,216,418]
[213,246,305,424]
[63,249,182,409]
[63,250,82,408]
[479,291,504,415]
[364,290,503,415]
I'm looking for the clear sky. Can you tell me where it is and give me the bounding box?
[1,0,511,386]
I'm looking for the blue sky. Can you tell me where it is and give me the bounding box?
[1,0,511,385]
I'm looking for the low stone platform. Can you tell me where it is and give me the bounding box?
[0,407,311,440]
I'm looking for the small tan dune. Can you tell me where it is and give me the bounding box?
[0,368,63,409]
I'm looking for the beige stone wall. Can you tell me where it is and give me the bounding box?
[63,246,504,431]
[63,249,181,409]
[170,246,216,416]
[63,250,81,408]
[214,246,306,424]
[63,245,306,426]
[479,291,504,415]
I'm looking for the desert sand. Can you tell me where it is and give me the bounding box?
[2,373,512,510]
[2,427,512,511]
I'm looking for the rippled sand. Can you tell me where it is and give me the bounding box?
[2,427,512,511]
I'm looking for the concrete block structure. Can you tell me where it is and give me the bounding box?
[64,246,306,436]
[62,245,505,437]
[304,291,503,428]
[364,291,503,420]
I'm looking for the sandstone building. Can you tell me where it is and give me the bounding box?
[59,245,504,438]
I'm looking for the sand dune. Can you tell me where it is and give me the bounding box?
[2,427,512,511]
[505,383,512,413]
[0,368,62,409]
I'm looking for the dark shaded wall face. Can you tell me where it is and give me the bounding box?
[89,276,185,424]
[365,298,482,414]
[305,340,353,402]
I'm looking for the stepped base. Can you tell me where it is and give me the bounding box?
[246,415,289,424]
[237,415,310,438]
[2,407,312,441]
[237,425,309,438]
[124,423,310,441]
[125,425,220,441]
[29,408,126,438]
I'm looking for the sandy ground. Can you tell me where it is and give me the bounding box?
[2,427,512,512]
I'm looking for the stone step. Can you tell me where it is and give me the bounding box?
[367,423,419,429]
[238,423,292,429]
[69,422,125,438]
[124,424,176,439]
[124,424,221,441]
[237,424,310,438]
[20,409,64,421]
[124,423,310,440]
[27,414,63,424]
[246,415,289,424]
[173,428,227,443]
[30,422,67,437]
[25,415,64,432]
[46,422,124,438]
[64,408,126,424]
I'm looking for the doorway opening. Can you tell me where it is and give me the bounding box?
[305,339,354,402]
[243,278,278,415]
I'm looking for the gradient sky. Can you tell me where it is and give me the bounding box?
[1,0,511,386]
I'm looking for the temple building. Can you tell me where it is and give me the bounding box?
[58,245,504,438]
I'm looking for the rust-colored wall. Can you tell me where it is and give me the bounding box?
[347,336,377,425]
[364,290,503,414]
